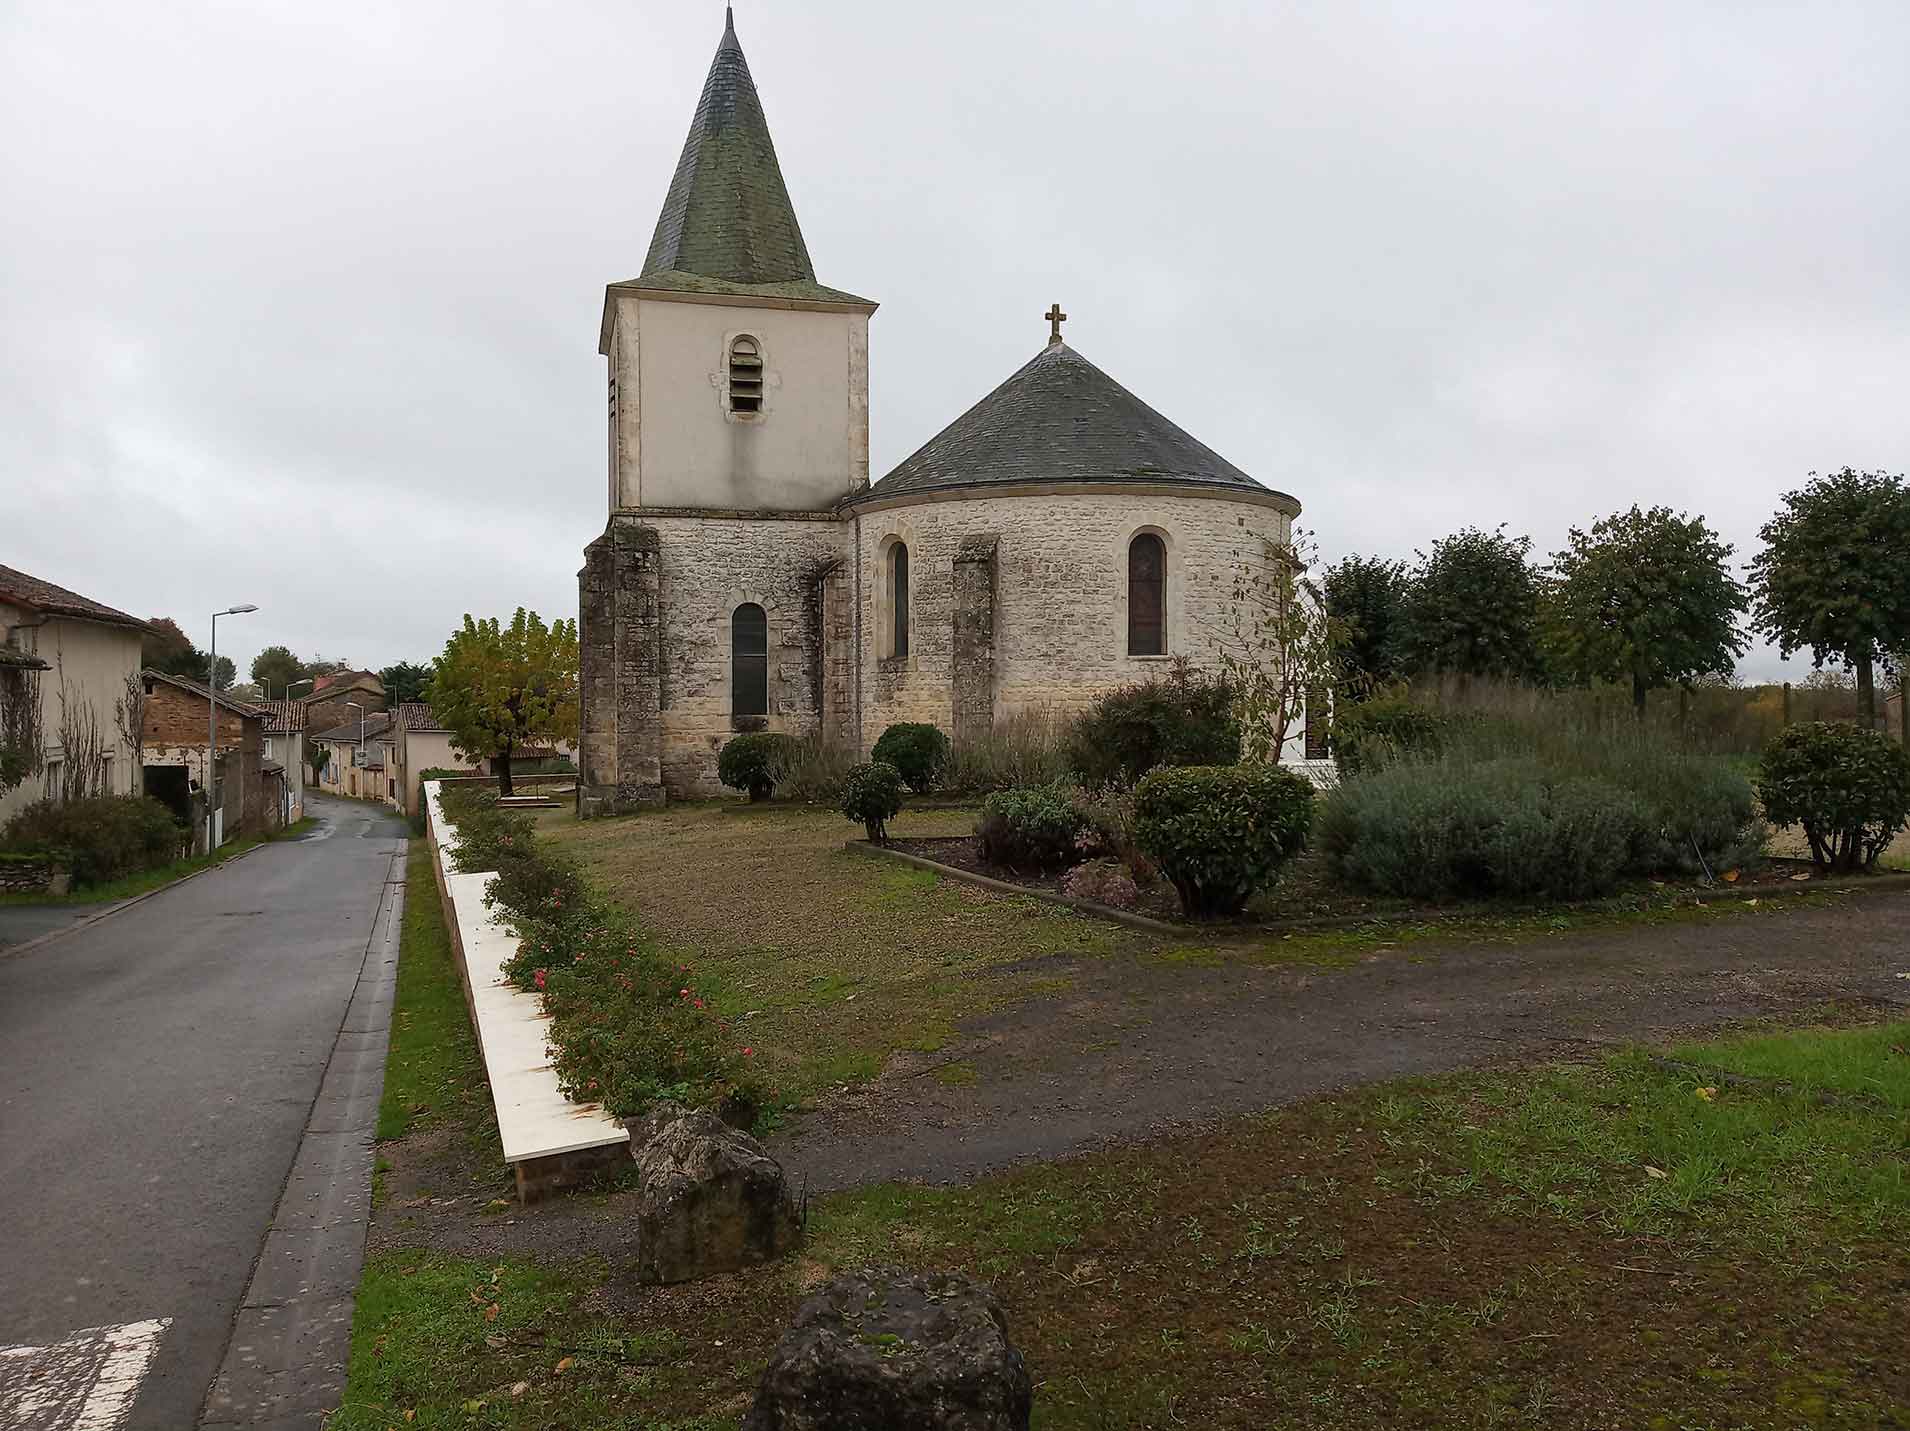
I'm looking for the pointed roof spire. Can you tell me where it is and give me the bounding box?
[641,8,816,286]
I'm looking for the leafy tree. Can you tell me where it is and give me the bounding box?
[250,645,305,697]
[1323,554,1409,697]
[142,618,200,678]
[1751,467,1910,723]
[143,617,235,688]
[378,661,433,705]
[1401,526,1547,685]
[1545,505,1748,717]
[426,609,579,796]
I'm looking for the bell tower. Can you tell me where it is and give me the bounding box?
[600,7,876,515]
[580,9,873,815]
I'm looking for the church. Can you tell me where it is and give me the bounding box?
[578,10,1303,810]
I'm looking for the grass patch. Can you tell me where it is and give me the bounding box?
[378,840,491,1143]
[541,803,1142,1103]
[342,1017,1910,1427]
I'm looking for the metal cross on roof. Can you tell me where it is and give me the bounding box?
[1045,302,1067,344]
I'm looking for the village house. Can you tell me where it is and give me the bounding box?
[388,702,479,816]
[257,699,307,824]
[139,670,281,847]
[309,709,394,803]
[576,13,1311,810]
[0,564,149,829]
[302,670,386,740]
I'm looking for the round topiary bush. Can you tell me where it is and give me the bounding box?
[870,723,950,794]
[1758,721,1910,872]
[718,732,798,802]
[840,761,905,843]
[975,783,1087,869]
[1134,764,1315,917]
[1066,666,1240,789]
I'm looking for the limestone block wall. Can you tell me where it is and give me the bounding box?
[642,512,850,797]
[849,488,1292,750]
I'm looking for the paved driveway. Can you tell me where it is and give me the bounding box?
[0,796,407,1430]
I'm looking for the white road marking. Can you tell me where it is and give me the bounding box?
[0,1319,169,1431]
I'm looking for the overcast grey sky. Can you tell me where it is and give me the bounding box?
[5,1,1905,682]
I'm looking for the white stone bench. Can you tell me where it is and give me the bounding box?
[423,782,628,1199]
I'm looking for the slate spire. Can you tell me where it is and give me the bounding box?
[641,9,816,285]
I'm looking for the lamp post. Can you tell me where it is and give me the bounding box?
[207,604,259,851]
[345,701,365,796]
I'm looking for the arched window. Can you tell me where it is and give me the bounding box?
[889,542,910,658]
[1128,533,1166,656]
[731,603,768,717]
[728,335,763,413]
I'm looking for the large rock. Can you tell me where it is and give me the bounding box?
[631,1109,800,1284]
[744,1268,1032,1431]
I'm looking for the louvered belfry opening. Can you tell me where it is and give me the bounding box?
[732,602,768,717]
[728,336,764,413]
[1128,533,1166,655]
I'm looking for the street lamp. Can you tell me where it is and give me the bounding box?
[345,700,365,794]
[207,604,259,851]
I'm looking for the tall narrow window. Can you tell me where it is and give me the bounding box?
[728,336,763,413]
[1128,533,1166,655]
[889,542,910,658]
[732,603,768,717]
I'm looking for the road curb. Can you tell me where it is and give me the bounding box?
[0,840,272,962]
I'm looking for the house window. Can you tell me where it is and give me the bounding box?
[732,603,768,718]
[1128,532,1166,656]
[100,752,114,794]
[728,336,764,414]
[889,542,910,658]
[44,759,62,803]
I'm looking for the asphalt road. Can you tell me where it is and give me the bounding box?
[0,795,407,1430]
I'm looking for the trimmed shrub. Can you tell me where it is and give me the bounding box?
[840,761,905,843]
[1331,693,1457,776]
[0,795,185,887]
[1759,722,1910,872]
[1319,759,1646,901]
[975,784,1086,870]
[718,732,799,802]
[436,794,752,1119]
[871,723,950,794]
[1068,666,1240,789]
[1134,764,1315,916]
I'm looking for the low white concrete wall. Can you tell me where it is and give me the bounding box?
[423,781,627,1167]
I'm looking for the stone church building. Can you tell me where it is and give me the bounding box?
[579,10,1303,810]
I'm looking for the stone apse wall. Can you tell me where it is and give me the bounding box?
[849,486,1294,748]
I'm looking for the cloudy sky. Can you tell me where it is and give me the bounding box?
[5,1,1905,682]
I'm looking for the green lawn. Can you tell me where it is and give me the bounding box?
[337,1017,1910,1429]
[539,804,1143,1104]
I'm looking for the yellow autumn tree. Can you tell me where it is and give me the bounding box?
[427,609,579,796]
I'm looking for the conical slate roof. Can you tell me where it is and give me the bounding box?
[636,10,870,305]
[860,341,1290,506]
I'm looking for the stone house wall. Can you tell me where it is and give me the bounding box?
[847,488,1292,751]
